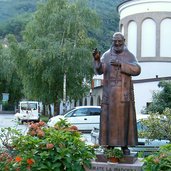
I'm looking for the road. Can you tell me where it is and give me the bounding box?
[0,113,28,132]
[0,113,92,146]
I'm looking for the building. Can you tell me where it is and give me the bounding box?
[92,0,171,114]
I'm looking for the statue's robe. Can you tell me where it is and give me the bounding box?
[94,47,141,147]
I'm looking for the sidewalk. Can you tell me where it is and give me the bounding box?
[0,111,15,114]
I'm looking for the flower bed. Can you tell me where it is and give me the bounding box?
[0,119,95,171]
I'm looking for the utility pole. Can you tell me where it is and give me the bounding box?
[63,73,67,113]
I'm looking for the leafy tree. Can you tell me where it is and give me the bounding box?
[10,0,100,106]
[0,0,38,23]
[0,37,23,104]
[146,81,171,114]
[140,81,171,143]
[0,14,33,41]
[89,0,121,53]
[140,108,171,143]
[0,0,124,109]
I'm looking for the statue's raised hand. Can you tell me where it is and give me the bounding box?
[93,48,101,61]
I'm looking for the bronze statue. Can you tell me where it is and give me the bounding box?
[93,32,141,155]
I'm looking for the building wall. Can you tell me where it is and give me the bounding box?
[120,12,171,61]
[118,0,171,20]
[117,0,171,114]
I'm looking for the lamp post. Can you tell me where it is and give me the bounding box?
[63,73,67,113]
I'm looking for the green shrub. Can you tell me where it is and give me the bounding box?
[143,144,171,171]
[140,108,171,142]
[0,119,95,171]
[104,147,123,159]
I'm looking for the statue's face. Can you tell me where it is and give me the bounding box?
[112,34,125,54]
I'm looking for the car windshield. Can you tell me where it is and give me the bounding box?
[73,108,89,116]
[21,103,37,110]
[61,108,75,115]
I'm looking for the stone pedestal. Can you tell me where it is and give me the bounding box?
[96,152,138,164]
[119,152,138,164]
[96,154,108,162]
[86,159,144,171]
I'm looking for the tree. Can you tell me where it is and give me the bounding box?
[140,108,171,143]
[146,81,171,114]
[0,0,38,23]
[140,81,171,143]
[0,0,124,110]
[0,37,23,105]
[0,14,33,41]
[10,0,100,106]
[89,0,121,53]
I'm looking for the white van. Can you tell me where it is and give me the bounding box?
[14,101,40,123]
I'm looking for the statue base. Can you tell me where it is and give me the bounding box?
[85,158,144,171]
[119,152,138,164]
[95,154,108,162]
[95,152,138,164]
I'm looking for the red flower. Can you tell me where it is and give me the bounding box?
[27,158,35,165]
[15,156,22,162]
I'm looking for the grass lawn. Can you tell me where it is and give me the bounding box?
[40,115,49,123]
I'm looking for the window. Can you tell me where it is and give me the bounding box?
[141,19,156,57]
[73,108,88,116]
[128,21,137,57]
[89,108,101,116]
[64,108,75,116]
[21,103,37,110]
[160,18,171,57]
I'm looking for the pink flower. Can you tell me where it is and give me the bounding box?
[46,143,54,149]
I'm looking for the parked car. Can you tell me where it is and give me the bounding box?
[47,106,101,131]
[14,101,40,123]
[91,115,170,156]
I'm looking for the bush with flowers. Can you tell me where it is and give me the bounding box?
[0,119,95,171]
[143,144,171,171]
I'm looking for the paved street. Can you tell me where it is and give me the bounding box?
[0,113,28,132]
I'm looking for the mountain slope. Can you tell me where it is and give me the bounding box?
[0,0,37,23]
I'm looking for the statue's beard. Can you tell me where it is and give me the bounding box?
[114,46,124,54]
